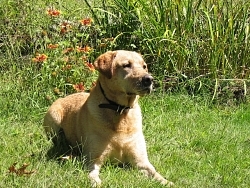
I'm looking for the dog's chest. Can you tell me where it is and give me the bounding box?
[109,132,141,162]
[107,111,141,134]
[102,114,142,161]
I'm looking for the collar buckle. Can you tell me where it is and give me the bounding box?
[117,105,131,115]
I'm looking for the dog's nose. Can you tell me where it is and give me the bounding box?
[142,74,153,87]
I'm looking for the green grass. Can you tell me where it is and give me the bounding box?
[142,94,250,187]
[1,0,250,187]
[1,80,250,187]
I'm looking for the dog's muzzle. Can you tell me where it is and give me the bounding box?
[137,74,153,95]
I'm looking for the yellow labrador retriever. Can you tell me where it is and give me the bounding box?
[43,50,173,186]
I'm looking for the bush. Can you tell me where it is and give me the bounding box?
[0,0,115,103]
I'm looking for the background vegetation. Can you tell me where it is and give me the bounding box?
[1,0,250,187]
[87,0,250,78]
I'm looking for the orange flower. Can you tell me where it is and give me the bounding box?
[47,8,61,16]
[76,46,92,53]
[80,18,92,26]
[8,162,36,176]
[63,48,74,54]
[60,21,72,34]
[73,82,85,92]
[32,54,47,63]
[60,28,67,34]
[85,62,95,71]
[47,44,59,49]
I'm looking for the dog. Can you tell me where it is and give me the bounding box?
[43,50,173,187]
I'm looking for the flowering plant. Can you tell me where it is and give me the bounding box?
[31,7,113,101]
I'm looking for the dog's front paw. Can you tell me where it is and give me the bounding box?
[91,180,101,188]
[89,177,101,187]
[161,179,174,187]
[89,171,102,187]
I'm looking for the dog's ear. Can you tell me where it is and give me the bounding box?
[94,51,117,79]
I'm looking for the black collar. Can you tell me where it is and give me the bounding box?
[98,82,132,114]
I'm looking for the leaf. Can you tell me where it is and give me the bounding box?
[8,162,17,173]
[8,162,36,176]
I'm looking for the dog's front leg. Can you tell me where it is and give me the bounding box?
[88,163,102,187]
[136,160,174,186]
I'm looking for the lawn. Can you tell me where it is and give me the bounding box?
[1,0,250,187]
[1,74,250,187]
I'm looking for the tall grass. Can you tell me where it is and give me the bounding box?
[85,0,250,83]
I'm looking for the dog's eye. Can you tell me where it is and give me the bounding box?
[143,65,147,69]
[123,63,131,68]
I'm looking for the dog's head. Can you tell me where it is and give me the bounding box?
[94,50,153,96]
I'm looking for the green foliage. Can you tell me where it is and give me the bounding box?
[85,0,250,83]
[1,0,250,96]
[0,0,105,106]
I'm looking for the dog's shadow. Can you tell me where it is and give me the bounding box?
[45,131,79,161]
[46,142,71,161]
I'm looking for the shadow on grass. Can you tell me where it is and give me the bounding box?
[45,130,76,161]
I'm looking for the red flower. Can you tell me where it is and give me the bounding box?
[47,8,61,16]
[32,54,47,63]
[73,82,85,92]
[85,62,95,72]
[80,18,92,26]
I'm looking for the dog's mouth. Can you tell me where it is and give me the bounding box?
[138,86,153,95]
[127,85,153,96]
[126,74,153,96]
